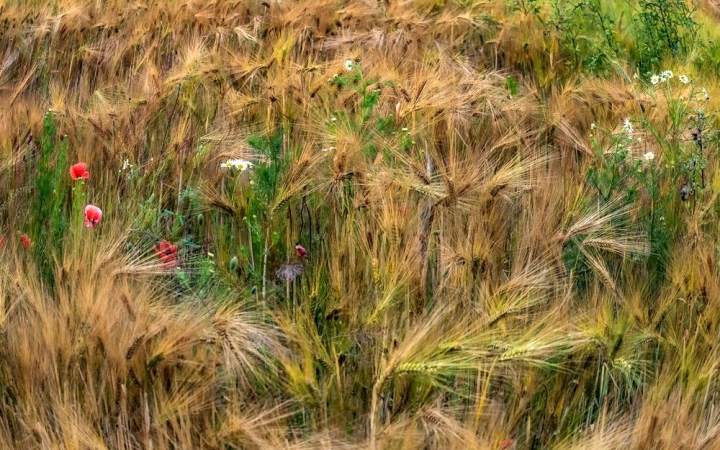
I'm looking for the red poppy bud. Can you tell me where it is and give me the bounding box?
[20,233,31,249]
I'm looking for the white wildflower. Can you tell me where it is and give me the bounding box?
[623,118,633,135]
[650,75,660,85]
[344,59,354,71]
[643,152,655,161]
[331,117,337,122]
[220,158,253,171]
[702,87,710,100]
[678,75,690,84]
[590,123,596,130]
[661,70,673,80]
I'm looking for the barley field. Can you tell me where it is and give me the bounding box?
[0,0,719,448]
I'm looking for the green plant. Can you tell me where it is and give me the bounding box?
[636,0,700,72]
[32,110,69,284]
[586,120,642,203]
[549,0,620,74]
[508,0,541,15]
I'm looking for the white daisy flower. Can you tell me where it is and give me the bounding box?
[220,158,254,171]
[650,75,660,85]
[643,152,655,161]
[345,59,354,71]
[661,70,674,80]
[678,75,690,84]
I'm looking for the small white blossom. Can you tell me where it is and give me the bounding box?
[661,70,673,80]
[331,117,337,122]
[643,152,655,161]
[678,75,690,84]
[623,118,633,135]
[650,75,660,85]
[344,59,354,71]
[220,158,253,171]
[590,123,596,130]
[402,127,408,131]
[702,87,710,100]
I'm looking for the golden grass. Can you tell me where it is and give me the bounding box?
[0,0,719,448]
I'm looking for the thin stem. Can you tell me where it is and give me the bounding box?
[262,227,270,308]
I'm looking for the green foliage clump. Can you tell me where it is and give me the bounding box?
[32,111,69,283]
[636,0,700,72]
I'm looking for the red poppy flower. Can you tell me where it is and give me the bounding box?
[70,162,90,180]
[20,234,31,249]
[84,204,103,228]
[295,243,308,259]
[0,236,6,248]
[153,240,178,268]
